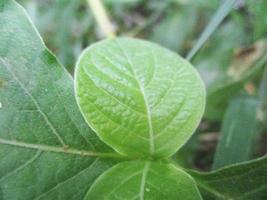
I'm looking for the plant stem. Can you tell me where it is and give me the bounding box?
[87,0,115,38]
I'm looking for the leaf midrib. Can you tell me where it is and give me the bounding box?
[139,162,151,200]
[115,40,155,156]
[0,138,123,159]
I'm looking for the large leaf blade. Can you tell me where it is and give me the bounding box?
[0,1,115,199]
[86,161,203,200]
[75,37,206,158]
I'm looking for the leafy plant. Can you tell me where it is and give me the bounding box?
[75,37,205,199]
[1,0,267,200]
[75,38,206,158]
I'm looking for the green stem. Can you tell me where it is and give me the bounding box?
[87,0,115,38]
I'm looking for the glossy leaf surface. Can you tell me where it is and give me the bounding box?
[86,161,203,200]
[75,38,206,157]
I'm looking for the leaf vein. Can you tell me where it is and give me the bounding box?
[34,158,100,200]
[115,40,155,155]
[0,150,41,182]
[139,162,151,200]
[82,66,147,117]
[2,59,66,147]
[0,138,122,158]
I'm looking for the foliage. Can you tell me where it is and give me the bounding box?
[189,155,267,199]
[75,38,205,158]
[1,0,267,199]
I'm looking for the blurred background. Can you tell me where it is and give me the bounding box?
[17,0,267,171]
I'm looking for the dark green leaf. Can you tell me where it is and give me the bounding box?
[20,0,93,72]
[0,1,116,199]
[189,155,267,199]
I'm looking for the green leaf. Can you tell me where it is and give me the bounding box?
[75,37,206,158]
[213,98,260,169]
[186,0,237,60]
[85,161,203,200]
[188,155,267,199]
[19,0,94,72]
[0,1,116,199]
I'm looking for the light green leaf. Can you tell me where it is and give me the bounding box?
[189,155,267,199]
[0,1,116,199]
[213,98,260,169]
[75,38,206,158]
[86,161,203,200]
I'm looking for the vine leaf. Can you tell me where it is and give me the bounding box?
[75,38,206,158]
[85,161,203,200]
[0,1,115,199]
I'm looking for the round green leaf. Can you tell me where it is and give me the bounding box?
[75,38,205,158]
[85,161,203,200]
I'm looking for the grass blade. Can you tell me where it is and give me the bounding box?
[186,0,237,60]
[212,98,260,170]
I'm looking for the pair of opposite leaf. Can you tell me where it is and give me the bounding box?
[75,38,206,199]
